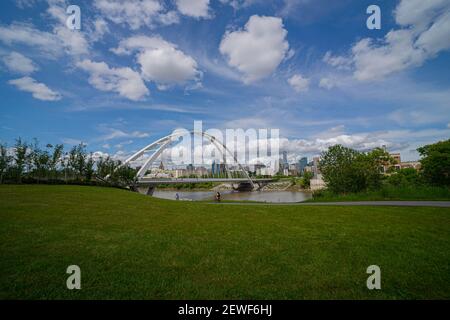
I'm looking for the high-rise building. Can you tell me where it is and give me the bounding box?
[211,161,224,175]
[298,157,308,174]
[211,160,216,175]
[313,156,320,177]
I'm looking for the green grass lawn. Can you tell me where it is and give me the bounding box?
[1,185,449,299]
[309,185,450,202]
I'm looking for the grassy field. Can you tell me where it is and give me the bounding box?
[310,185,450,202]
[0,185,449,299]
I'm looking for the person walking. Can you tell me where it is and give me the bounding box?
[215,191,221,202]
[175,193,180,200]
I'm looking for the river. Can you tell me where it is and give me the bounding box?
[152,190,312,203]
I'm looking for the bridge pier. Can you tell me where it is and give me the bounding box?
[136,185,155,196]
[233,182,254,191]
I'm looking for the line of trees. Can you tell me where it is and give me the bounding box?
[0,138,136,186]
[318,139,450,194]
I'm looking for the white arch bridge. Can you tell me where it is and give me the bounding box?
[106,130,273,195]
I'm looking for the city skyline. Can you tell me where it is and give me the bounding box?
[0,0,449,162]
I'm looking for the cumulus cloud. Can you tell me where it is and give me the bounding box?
[76,59,149,101]
[325,0,450,81]
[8,76,61,101]
[176,0,211,18]
[2,52,38,74]
[219,15,290,83]
[94,0,178,30]
[46,0,90,56]
[112,35,200,87]
[288,74,309,92]
[280,133,391,156]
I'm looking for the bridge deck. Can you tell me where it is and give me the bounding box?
[136,178,273,185]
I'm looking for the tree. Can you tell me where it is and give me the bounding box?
[85,153,95,181]
[417,139,450,186]
[300,171,313,189]
[319,145,391,194]
[387,168,422,187]
[68,143,87,180]
[96,156,119,178]
[356,147,393,190]
[30,139,51,183]
[49,144,64,179]
[0,143,12,184]
[319,145,360,193]
[13,138,28,183]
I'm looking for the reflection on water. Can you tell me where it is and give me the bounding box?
[152,190,312,203]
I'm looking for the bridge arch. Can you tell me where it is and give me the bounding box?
[107,130,254,188]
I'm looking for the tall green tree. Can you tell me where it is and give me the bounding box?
[319,145,360,193]
[49,144,64,179]
[417,139,450,186]
[13,138,28,183]
[96,156,119,178]
[0,143,12,184]
[319,145,391,194]
[68,143,87,180]
[85,153,95,181]
[30,139,51,182]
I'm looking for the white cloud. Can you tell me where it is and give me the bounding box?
[8,76,61,101]
[219,15,290,83]
[54,25,90,56]
[176,0,211,18]
[219,0,261,10]
[15,0,36,8]
[97,127,149,141]
[76,59,149,101]
[323,51,352,70]
[93,0,178,30]
[319,77,336,90]
[46,0,90,56]
[326,0,450,81]
[2,52,38,74]
[280,133,392,157]
[288,74,309,92]
[62,138,84,145]
[0,4,89,59]
[394,0,448,29]
[388,105,450,126]
[112,35,200,86]
[0,23,63,58]
[90,18,110,41]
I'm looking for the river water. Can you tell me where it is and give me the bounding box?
[152,190,312,203]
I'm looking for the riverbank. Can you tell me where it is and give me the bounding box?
[308,185,450,202]
[1,185,449,299]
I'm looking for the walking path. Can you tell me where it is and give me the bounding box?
[209,201,450,207]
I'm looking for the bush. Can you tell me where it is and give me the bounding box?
[386,168,423,187]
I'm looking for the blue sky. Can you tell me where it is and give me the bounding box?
[0,0,449,162]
